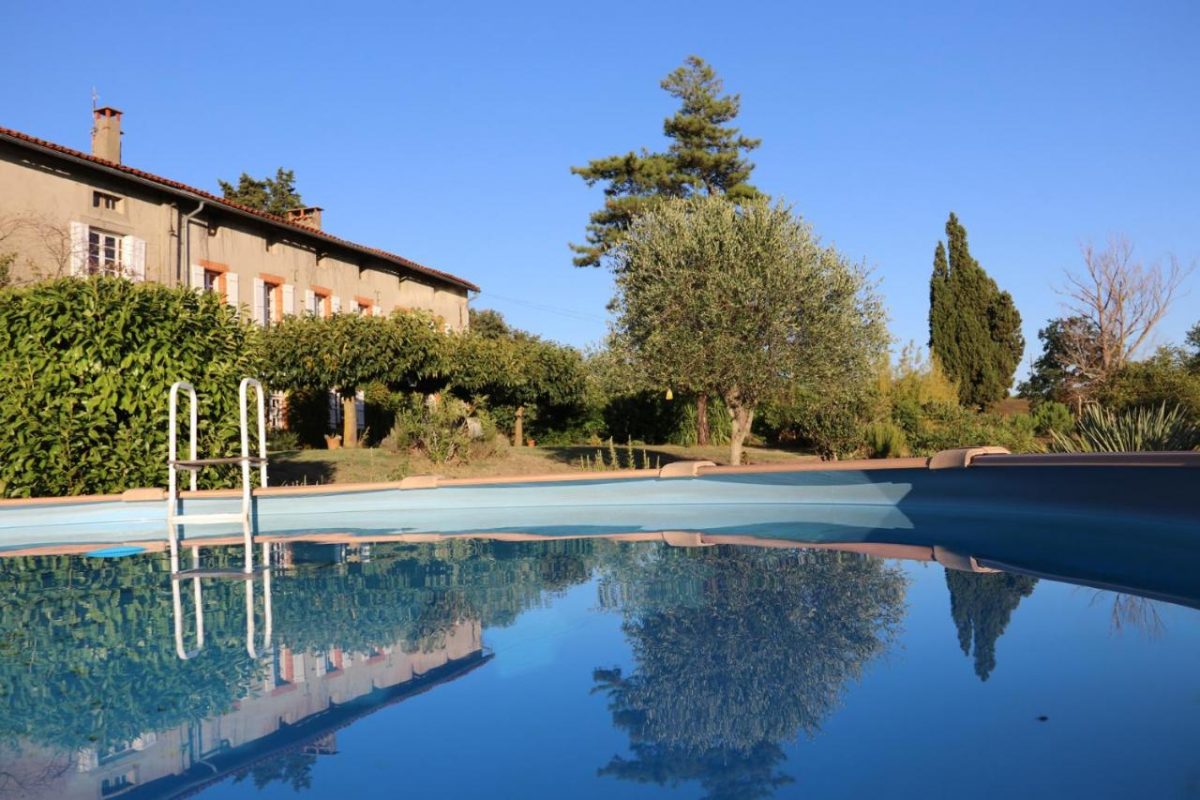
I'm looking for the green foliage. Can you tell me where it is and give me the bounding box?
[266,428,302,452]
[449,312,587,442]
[0,539,615,754]
[946,570,1038,681]
[887,344,959,409]
[0,251,13,288]
[282,388,335,446]
[264,311,448,399]
[467,307,512,338]
[383,394,476,466]
[272,539,616,653]
[595,546,905,798]
[218,167,304,217]
[929,213,1024,408]
[864,421,909,458]
[1031,401,1074,436]
[571,56,762,269]
[0,552,262,751]
[1093,346,1200,421]
[264,311,449,447]
[614,196,888,465]
[899,403,1038,456]
[759,385,876,459]
[1018,316,1099,406]
[0,277,262,497]
[670,396,731,446]
[1186,322,1200,372]
[1050,403,1200,452]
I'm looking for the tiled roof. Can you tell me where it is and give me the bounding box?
[0,124,480,292]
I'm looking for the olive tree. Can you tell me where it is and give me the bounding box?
[613,196,888,464]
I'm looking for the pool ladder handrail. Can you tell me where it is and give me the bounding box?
[172,540,273,660]
[167,378,268,574]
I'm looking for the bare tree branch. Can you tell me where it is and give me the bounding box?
[1057,236,1194,392]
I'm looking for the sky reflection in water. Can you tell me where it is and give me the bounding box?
[0,536,1197,800]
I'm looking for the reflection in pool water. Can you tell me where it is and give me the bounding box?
[0,534,1196,799]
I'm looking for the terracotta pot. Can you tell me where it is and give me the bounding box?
[324,434,343,450]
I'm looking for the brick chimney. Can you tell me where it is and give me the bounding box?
[286,206,323,230]
[91,106,122,163]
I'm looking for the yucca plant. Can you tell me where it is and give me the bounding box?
[1050,403,1200,453]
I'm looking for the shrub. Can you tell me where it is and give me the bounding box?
[900,403,1038,456]
[1031,401,1074,436]
[0,278,261,497]
[267,428,302,452]
[1094,348,1200,422]
[760,387,877,459]
[383,394,476,466]
[864,422,909,458]
[888,344,959,409]
[1050,403,1200,453]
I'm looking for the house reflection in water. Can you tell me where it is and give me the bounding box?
[6,611,486,799]
[61,622,481,799]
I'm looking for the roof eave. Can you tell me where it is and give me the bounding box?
[0,131,480,294]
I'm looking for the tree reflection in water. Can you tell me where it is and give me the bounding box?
[944,570,1037,681]
[594,546,907,800]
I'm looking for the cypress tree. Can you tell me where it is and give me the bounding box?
[928,213,1024,407]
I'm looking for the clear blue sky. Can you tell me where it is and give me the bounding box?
[3,1,1197,376]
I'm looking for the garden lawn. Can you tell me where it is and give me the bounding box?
[269,443,819,487]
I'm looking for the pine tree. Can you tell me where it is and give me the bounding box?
[928,213,1024,407]
[570,56,762,270]
[218,168,304,217]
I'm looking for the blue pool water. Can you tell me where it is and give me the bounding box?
[0,531,1197,799]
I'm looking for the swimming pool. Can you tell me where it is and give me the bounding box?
[0,495,1197,799]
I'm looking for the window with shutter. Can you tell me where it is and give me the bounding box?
[252,278,265,325]
[124,236,146,281]
[86,228,123,276]
[225,273,240,309]
[69,222,88,276]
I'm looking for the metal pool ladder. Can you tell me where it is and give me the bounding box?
[167,378,268,574]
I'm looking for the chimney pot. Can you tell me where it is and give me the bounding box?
[286,206,323,230]
[91,106,122,163]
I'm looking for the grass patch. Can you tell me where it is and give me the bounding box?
[270,443,820,486]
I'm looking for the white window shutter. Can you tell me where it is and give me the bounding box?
[331,295,341,314]
[225,272,239,309]
[282,284,295,317]
[373,303,384,317]
[69,221,87,276]
[252,278,265,325]
[124,236,146,281]
[189,264,205,291]
[304,289,315,315]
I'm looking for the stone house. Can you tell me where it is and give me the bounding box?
[0,107,478,328]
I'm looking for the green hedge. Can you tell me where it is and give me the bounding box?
[0,278,262,497]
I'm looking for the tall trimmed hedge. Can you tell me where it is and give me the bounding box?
[0,278,262,497]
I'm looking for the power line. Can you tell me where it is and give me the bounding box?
[478,291,609,323]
